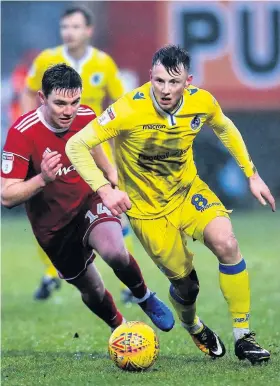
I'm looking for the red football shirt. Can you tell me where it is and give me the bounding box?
[1,105,96,244]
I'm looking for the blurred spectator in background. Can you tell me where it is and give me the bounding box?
[9,50,39,124]
[20,5,135,302]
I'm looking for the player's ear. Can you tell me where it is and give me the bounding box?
[186,74,193,87]
[38,90,45,105]
[149,69,152,81]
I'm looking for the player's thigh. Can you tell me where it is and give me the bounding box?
[41,196,119,281]
[204,216,235,245]
[181,176,231,243]
[129,216,193,280]
[83,196,126,261]
[81,195,122,249]
[41,221,95,281]
[88,221,129,266]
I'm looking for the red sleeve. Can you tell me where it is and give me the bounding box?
[1,128,32,179]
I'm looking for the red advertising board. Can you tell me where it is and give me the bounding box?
[106,1,280,110]
[166,1,280,109]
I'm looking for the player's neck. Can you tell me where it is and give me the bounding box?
[168,98,183,114]
[150,87,183,116]
[66,45,90,60]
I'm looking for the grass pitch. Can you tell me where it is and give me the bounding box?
[1,209,280,385]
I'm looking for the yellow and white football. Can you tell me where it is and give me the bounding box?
[108,321,159,371]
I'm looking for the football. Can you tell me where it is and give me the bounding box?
[108,321,159,371]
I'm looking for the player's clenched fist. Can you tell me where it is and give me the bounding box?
[40,151,63,184]
[97,184,131,217]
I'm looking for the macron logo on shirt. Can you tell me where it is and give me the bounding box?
[56,165,76,176]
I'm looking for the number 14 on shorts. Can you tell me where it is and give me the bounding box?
[85,203,112,223]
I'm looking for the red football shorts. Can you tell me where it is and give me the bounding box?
[40,194,121,281]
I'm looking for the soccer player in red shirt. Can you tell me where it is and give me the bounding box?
[1,63,174,332]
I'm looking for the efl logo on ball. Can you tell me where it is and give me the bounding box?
[108,321,159,371]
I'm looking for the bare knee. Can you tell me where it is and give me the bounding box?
[81,289,103,305]
[206,232,239,263]
[88,222,129,269]
[204,217,241,264]
[98,245,129,270]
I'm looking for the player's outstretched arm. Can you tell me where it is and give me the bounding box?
[66,123,112,192]
[66,98,131,215]
[248,172,276,212]
[206,93,275,211]
[1,151,62,208]
[66,126,131,217]
[90,145,118,188]
[212,120,276,212]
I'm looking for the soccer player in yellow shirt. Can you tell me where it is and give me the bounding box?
[21,5,135,301]
[66,45,276,364]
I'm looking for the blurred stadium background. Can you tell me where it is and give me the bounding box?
[2,1,280,207]
[1,1,280,385]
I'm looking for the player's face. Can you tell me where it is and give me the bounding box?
[39,88,81,130]
[150,63,193,112]
[60,12,93,50]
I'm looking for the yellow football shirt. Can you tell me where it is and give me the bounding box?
[66,82,256,219]
[26,45,124,115]
[26,45,124,161]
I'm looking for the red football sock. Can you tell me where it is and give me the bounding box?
[82,289,123,328]
[113,254,147,299]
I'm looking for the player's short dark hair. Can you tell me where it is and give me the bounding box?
[61,6,94,26]
[152,45,191,75]
[42,63,82,97]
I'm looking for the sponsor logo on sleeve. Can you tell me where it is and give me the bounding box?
[187,88,198,95]
[97,106,116,126]
[107,107,115,120]
[133,91,145,100]
[2,152,14,174]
